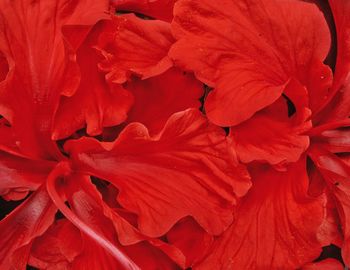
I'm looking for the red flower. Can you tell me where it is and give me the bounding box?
[170,0,350,268]
[0,0,349,269]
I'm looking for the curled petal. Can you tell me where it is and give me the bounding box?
[66,109,251,237]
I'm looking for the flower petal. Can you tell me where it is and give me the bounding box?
[317,0,350,122]
[112,0,176,22]
[197,160,324,269]
[53,21,134,140]
[309,150,350,266]
[0,151,55,200]
[66,109,251,237]
[170,0,330,126]
[0,187,57,269]
[230,79,311,165]
[329,0,350,91]
[97,14,174,84]
[167,217,213,267]
[123,68,203,135]
[0,0,108,158]
[29,219,82,269]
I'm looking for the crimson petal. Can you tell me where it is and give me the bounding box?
[0,0,108,159]
[170,0,331,126]
[123,68,203,135]
[97,14,174,84]
[53,21,134,140]
[66,109,251,237]
[197,160,324,269]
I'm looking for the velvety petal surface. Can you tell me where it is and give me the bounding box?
[66,109,251,237]
[197,160,324,270]
[170,0,331,126]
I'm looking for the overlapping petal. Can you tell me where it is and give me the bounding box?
[66,109,251,237]
[47,172,184,269]
[309,149,350,266]
[53,21,134,140]
[97,13,174,84]
[123,68,203,135]
[197,160,324,269]
[170,0,331,126]
[0,0,109,159]
[230,79,311,165]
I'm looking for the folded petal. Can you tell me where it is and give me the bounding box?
[197,160,324,269]
[170,0,331,126]
[123,68,203,135]
[112,0,176,22]
[230,79,311,165]
[0,0,108,159]
[97,14,174,84]
[53,21,134,140]
[0,187,57,269]
[66,109,251,237]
